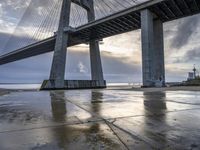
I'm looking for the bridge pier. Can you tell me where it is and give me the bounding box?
[87,0,106,87]
[41,0,106,90]
[41,0,71,90]
[89,40,105,87]
[141,9,165,87]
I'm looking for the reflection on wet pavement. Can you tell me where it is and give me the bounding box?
[0,89,200,149]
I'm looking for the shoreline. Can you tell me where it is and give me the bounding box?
[108,85,200,92]
[1,86,200,95]
[0,88,11,96]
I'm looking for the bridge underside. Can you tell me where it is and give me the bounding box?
[0,0,200,65]
[0,0,200,88]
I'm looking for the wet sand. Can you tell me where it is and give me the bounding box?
[0,86,200,149]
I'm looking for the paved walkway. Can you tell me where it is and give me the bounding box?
[0,89,200,149]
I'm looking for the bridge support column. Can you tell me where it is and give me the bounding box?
[41,0,71,90]
[141,9,165,87]
[87,0,106,87]
[89,40,105,87]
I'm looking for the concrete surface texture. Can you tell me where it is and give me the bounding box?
[141,9,165,87]
[46,0,71,89]
[88,0,105,87]
[0,89,200,150]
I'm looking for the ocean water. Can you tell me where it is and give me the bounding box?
[0,84,41,90]
[0,82,142,90]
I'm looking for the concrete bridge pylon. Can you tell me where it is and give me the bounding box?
[87,0,105,87]
[41,0,106,90]
[141,9,165,87]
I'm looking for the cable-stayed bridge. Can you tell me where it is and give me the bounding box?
[0,0,200,89]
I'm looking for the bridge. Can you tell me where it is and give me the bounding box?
[0,0,200,89]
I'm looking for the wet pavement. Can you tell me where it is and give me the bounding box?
[0,89,200,150]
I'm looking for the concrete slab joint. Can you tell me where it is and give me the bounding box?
[141,9,165,88]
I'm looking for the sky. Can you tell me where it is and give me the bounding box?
[0,0,200,84]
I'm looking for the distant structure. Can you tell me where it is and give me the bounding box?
[188,72,194,81]
[187,65,199,81]
[193,65,197,79]
[183,65,200,86]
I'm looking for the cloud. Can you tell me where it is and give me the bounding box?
[67,47,141,74]
[0,32,38,54]
[182,47,200,63]
[0,45,142,83]
[77,61,88,73]
[170,15,200,49]
[0,4,3,17]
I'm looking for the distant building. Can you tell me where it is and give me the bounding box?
[188,72,194,80]
[193,66,197,79]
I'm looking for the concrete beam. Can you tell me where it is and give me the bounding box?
[141,9,165,87]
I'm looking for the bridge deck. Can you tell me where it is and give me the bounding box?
[0,0,200,65]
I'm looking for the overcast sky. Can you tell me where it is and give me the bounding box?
[0,0,200,84]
